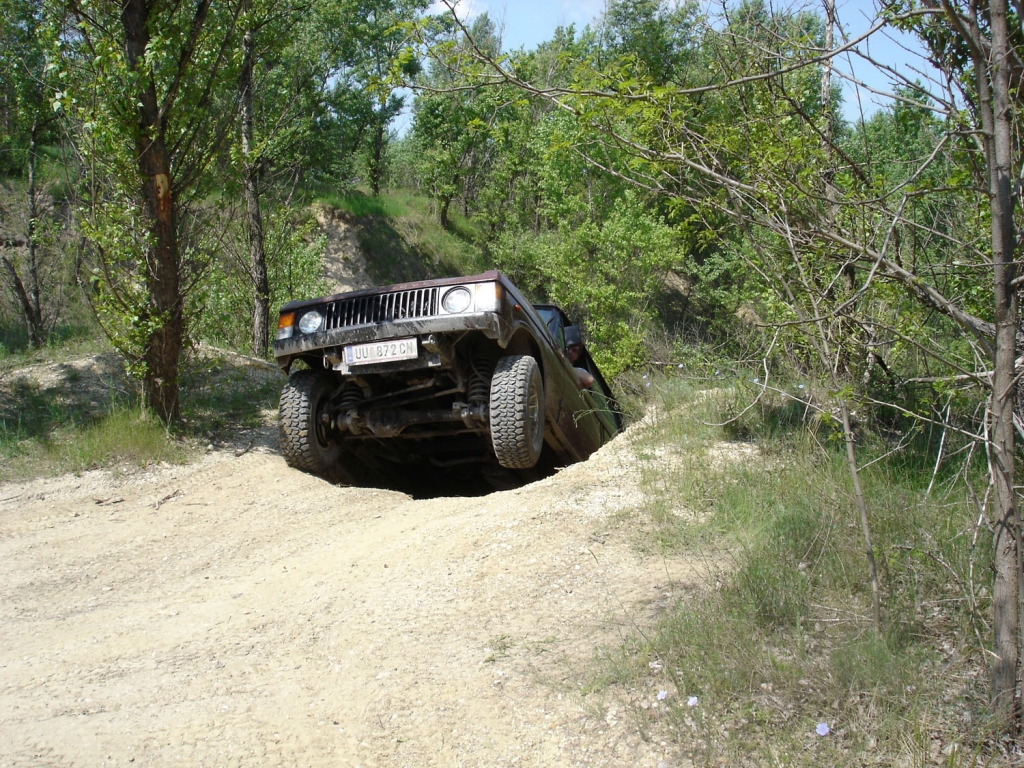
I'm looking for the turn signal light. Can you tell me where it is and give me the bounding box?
[276,312,295,340]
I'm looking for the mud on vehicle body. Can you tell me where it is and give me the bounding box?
[273,271,621,484]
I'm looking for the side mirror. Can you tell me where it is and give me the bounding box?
[563,325,583,348]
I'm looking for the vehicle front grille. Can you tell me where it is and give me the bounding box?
[324,287,441,330]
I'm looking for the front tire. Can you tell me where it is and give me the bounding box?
[279,369,345,481]
[489,355,545,469]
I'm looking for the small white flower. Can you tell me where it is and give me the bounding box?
[657,690,668,701]
[798,383,805,389]
[687,696,698,707]
[816,722,830,736]
[677,364,684,369]
[752,377,759,384]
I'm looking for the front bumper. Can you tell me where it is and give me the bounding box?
[273,312,506,370]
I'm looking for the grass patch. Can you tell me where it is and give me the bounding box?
[317,188,405,218]
[53,405,188,472]
[1,394,188,482]
[0,345,282,482]
[179,351,282,438]
[594,375,999,765]
[0,348,189,481]
[0,323,108,366]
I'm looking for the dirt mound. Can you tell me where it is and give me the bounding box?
[0,387,698,767]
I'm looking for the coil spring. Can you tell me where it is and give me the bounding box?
[337,383,363,411]
[467,350,490,404]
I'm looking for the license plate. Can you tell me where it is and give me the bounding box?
[343,337,418,365]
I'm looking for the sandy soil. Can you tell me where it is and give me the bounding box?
[316,206,376,294]
[0,416,700,767]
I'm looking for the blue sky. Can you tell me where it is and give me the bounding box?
[418,0,937,120]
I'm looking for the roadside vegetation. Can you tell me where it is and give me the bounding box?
[0,344,281,483]
[605,372,995,766]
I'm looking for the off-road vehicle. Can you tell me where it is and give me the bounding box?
[273,271,620,483]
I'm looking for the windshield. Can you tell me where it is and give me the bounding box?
[534,306,563,348]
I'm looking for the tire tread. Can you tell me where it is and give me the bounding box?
[279,369,343,480]
[490,355,544,469]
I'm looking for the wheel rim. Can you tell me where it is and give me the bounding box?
[314,396,334,450]
[527,374,542,441]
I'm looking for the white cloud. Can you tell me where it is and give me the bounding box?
[427,0,489,22]
[558,0,605,24]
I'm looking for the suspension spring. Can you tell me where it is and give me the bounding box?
[467,350,491,405]
[337,383,363,411]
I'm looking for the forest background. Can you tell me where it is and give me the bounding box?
[4,0,1024,762]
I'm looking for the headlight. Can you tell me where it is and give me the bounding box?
[298,310,324,334]
[442,287,472,313]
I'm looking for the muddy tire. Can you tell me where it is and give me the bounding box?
[279,369,345,481]
[489,355,545,469]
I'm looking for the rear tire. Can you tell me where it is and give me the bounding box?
[279,369,347,481]
[489,355,545,469]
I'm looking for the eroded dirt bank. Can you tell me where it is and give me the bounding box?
[1,428,697,767]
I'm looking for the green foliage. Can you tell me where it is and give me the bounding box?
[0,0,58,175]
[493,191,680,376]
[599,0,700,85]
[191,208,328,353]
[79,196,163,378]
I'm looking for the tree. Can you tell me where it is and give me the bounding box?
[598,0,698,85]
[351,0,425,196]
[54,0,243,421]
[0,0,60,347]
[233,0,424,356]
[411,12,501,228]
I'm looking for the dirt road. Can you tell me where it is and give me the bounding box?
[1,422,697,767]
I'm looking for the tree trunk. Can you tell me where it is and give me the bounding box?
[121,0,185,423]
[985,0,1021,726]
[0,121,45,349]
[0,250,42,347]
[841,402,881,634]
[820,0,834,142]
[241,22,269,358]
[369,117,385,197]
[439,196,452,230]
[24,121,44,347]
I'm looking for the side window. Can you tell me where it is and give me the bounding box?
[551,321,565,350]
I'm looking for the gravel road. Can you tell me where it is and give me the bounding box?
[1,422,697,767]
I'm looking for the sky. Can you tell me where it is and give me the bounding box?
[405,0,938,129]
